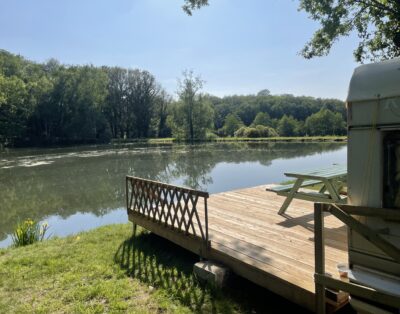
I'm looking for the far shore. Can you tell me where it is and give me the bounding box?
[0,136,347,149]
[112,135,347,144]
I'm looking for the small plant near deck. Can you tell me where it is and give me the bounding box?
[11,219,49,247]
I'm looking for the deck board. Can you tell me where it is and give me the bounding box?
[128,185,349,311]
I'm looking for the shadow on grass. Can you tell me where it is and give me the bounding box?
[114,229,353,313]
[114,230,219,312]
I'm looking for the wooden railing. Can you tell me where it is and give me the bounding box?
[126,176,210,244]
[314,203,400,313]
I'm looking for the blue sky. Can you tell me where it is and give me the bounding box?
[0,0,359,100]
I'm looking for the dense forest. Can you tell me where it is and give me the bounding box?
[0,49,346,146]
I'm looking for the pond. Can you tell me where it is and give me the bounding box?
[0,142,346,248]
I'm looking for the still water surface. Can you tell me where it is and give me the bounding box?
[0,142,346,247]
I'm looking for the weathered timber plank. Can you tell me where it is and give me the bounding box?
[204,205,347,249]
[208,223,345,275]
[208,242,316,311]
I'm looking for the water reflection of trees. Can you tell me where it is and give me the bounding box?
[0,142,345,240]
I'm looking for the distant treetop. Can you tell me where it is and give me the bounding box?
[257,89,271,97]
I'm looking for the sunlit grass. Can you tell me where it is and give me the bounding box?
[0,224,307,313]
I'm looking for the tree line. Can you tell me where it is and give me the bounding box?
[0,49,346,146]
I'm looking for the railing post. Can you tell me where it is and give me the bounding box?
[126,177,129,214]
[132,222,137,237]
[204,197,209,245]
[314,203,326,314]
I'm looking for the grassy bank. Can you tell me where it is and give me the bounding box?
[111,135,347,145]
[211,136,346,143]
[0,224,308,314]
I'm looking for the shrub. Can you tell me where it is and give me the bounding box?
[234,126,247,137]
[244,127,259,138]
[206,131,218,141]
[234,126,278,138]
[255,125,278,137]
[12,219,49,247]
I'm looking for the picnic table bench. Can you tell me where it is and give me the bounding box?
[267,164,347,215]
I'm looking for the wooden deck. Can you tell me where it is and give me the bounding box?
[128,184,348,312]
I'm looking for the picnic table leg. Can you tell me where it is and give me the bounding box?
[323,179,341,203]
[334,181,345,194]
[278,178,304,215]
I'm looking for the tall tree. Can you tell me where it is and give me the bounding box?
[305,109,346,136]
[126,69,159,138]
[181,0,400,62]
[177,70,205,142]
[155,89,172,138]
[251,112,271,127]
[223,113,243,136]
[168,71,214,141]
[103,67,128,138]
[277,115,300,137]
[0,75,28,143]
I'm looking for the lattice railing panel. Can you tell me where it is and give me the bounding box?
[126,176,209,242]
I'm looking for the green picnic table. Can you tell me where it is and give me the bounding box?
[267,164,347,215]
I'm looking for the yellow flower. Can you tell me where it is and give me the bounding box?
[26,219,34,225]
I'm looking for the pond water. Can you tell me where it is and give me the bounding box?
[0,142,346,248]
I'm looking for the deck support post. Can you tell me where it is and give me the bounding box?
[314,203,326,314]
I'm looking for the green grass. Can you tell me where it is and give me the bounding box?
[111,138,176,144]
[0,224,308,314]
[212,136,347,142]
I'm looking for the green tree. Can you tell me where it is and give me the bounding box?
[174,70,210,142]
[126,69,159,138]
[0,75,28,143]
[277,115,300,137]
[182,0,400,62]
[222,113,243,136]
[168,97,214,141]
[305,109,346,136]
[235,103,258,126]
[251,112,271,127]
[32,65,110,143]
[61,66,109,141]
[103,67,128,138]
[257,89,270,97]
[155,89,172,138]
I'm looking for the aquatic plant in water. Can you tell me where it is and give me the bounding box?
[11,219,49,247]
